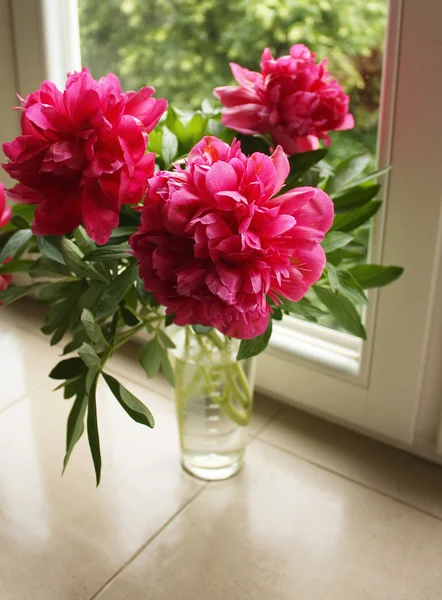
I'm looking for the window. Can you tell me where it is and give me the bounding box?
[3,0,442,458]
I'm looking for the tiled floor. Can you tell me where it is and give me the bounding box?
[2,301,442,599]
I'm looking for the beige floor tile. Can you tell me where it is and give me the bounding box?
[96,440,442,600]
[258,407,442,518]
[0,311,61,411]
[0,377,203,600]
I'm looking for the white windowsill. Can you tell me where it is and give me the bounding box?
[269,316,362,377]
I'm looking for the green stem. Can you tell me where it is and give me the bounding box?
[225,363,250,410]
[207,328,225,350]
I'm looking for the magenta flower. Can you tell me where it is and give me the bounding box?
[2,68,167,244]
[130,136,333,339]
[0,185,12,300]
[214,44,354,156]
[0,184,12,229]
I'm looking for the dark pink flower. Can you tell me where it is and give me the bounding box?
[214,45,354,155]
[2,68,167,244]
[0,186,13,302]
[130,136,333,339]
[0,184,12,229]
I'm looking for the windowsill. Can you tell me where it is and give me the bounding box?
[269,316,362,377]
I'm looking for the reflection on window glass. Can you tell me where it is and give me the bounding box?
[78,0,388,335]
[78,0,387,164]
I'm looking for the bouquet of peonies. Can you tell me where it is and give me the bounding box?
[0,45,402,483]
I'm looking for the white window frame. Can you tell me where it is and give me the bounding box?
[4,0,442,458]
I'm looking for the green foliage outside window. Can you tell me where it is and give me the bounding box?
[78,0,387,162]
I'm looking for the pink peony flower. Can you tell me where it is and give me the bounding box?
[2,68,167,244]
[130,136,333,339]
[214,45,354,155]
[0,185,13,302]
[0,184,12,229]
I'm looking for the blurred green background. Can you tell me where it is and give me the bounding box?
[78,0,387,164]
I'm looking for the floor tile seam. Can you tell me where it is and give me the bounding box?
[0,380,50,416]
[88,484,207,600]
[257,437,442,523]
[250,405,286,440]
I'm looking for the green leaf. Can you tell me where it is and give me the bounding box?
[337,270,369,306]
[314,286,366,339]
[191,324,213,335]
[83,243,131,262]
[78,342,101,369]
[286,149,329,185]
[147,128,162,155]
[61,238,103,280]
[37,236,65,265]
[103,372,155,428]
[0,259,33,274]
[326,153,371,194]
[63,392,88,473]
[139,338,162,379]
[271,308,283,321]
[62,330,89,356]
[326,263,340,295]
[85,367,99,394]
[159,347,175,387]
[326,244,368,266]
[81,309,105,343]
[162,125,178,165]
[78,282,106,313]
[10,215,29,229]
[340,166,391,191]
[332,184,381,213]
[165,313,175,327]
[0,229,33,263]
[120,306,140,327]
[50,325,68,346]
[39,281,81,303]
[237,319,272,360]
[86,375,101,486]
[165,106,188,140]
[109,226,137,242]
[321,232,353,254]
[331,201,382,233]
[186,113,208,144]
[0,283,40,306]
[63,377,85,400]
[29,256,71,278]
[348,264,404,289]
[41,293,82,343]
[157,328,176,349]
[73,226,96,255]
[280,296,327,320]
[49,357,88,380]
[124,283,138,311]
[95,264,137,319]
[11,203,36,225]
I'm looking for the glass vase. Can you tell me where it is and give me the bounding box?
[171,326,255,481]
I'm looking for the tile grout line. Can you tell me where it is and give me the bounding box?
[88,484,207,600]
[250,405,286,440]
[258,436,442,524]
[0,380,50,416]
